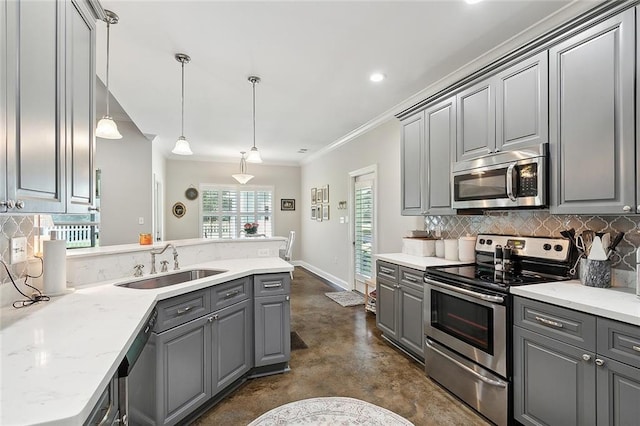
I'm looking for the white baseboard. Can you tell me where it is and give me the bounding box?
[295,261,350,291]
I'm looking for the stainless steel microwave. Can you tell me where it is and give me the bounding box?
[451,144,547,209]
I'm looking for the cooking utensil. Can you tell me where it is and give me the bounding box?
[600,232,611,253]
[588,236,608,261]
[560,229,578,251]
[581,230,594,256]
[607,231,624,258]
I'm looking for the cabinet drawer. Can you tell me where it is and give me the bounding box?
[154,289,211,333]
[211,277,251,311]
[254,273,291,297]
[399,266,423,292]
[377,261,398,281]
[597,318,640,369]
[514,296,596,351]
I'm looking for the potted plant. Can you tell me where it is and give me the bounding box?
[244,222,259,235]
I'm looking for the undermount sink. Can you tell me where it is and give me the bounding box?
[116,269,227,290]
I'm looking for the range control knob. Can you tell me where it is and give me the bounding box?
[486,239,493,246]
[543,243,552,251]
[479,239,486,245]
[554,244,564,252]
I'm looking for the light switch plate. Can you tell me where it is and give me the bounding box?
[10,236,28,264]
[257,249,270,257]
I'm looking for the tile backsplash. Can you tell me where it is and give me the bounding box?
[424,210,640,272]
[0,215,36,284]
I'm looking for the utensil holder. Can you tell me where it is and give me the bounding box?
[579,258,611,288]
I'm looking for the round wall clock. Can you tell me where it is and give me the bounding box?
[185,187,199,200]
[172,202,186,218]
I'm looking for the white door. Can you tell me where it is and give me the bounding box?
[350,167,376,293]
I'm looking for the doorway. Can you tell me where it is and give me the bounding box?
[349,165,377,293]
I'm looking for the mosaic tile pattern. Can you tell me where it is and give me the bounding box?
[0,215,36,286]
[425,211,640,271]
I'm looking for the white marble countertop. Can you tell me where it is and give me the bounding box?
[375,253,465,270]
[511,281,640,327]
[0,257,293,426]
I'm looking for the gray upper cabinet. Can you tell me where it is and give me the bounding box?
[1,0,97,213]
[425,96,456,215]
[495,51,548,152]
[550,9,636,215]
[400,113,424,215]
[65,0,96,213]
[400,96,456,216]
[456,80,495,162]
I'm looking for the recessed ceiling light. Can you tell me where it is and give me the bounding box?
[370,73,386,83]
[298,148,308,153]
[465,0,483,4]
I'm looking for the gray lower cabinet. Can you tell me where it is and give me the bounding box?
[254,294,290,367]
[549,9,636,214]
[375,261,424,360]
[514,296,640,426]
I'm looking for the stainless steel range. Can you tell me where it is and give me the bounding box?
[423,234,573,426]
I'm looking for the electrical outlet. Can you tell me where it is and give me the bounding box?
[10,237,28,264]
[138,217,144,225]
[258,249,270,257]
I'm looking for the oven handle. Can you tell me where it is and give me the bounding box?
[506,162,517,202]
[426,338,508,388]
[424,278,504,304]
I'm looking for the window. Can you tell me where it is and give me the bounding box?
[201,185,273,238]
[354,179,374,280]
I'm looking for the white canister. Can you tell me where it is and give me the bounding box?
[458,235,477,262]
[435,240,445,258]
[444,239,459,261]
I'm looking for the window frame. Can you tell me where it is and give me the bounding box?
[199,184,275,239]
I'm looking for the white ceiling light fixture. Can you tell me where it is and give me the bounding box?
[246,76,263,163]
[370,72,386,82]
[232,151,254,184]
[96,10,123,139]
[172,53,193,156]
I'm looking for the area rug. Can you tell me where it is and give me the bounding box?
[291,331,308,350]
[248,396,413,425]
[325,291,364,307]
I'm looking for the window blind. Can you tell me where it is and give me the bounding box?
[354,181,373,279]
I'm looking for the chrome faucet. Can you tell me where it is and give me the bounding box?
[150,244,179,274]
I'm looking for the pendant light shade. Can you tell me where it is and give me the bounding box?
[246,76,263,163]
[96,10,122,139]
[232,152,254,184]
[172,53,193,155]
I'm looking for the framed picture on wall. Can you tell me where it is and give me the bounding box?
[316,204,323,222]
[281,199,295,211]
[322,204,329,220]
[311,206,317,220]
[311,188,317,205]
[322,185,329,203]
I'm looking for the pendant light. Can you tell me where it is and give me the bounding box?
[96,10,122,139]
[172,53,193,155]
[246,76,263,163]
[232,152,254,184]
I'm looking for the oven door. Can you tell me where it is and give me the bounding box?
[424,278,507,377]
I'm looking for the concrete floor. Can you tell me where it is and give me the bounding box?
[194,267,489,425]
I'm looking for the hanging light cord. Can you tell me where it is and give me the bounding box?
[181,60,185,137]
[105,19,111,117]
[252,79,256,149]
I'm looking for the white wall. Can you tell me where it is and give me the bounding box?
[164,159,301,259]
[151,136,166,241]
[300,119,421,287]
[96,120,153,246]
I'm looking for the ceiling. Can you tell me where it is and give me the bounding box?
[97,0,584,165]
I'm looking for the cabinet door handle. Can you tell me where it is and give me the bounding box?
[595,358,605,367]
[263,282,282,288]
[404,275,418,282]
[380,267,395,275]
[224,290,240,299]
[632,345,640,353]
[534,316,563,328]
[177,305,193,315]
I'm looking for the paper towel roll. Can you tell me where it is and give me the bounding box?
[43,239,67,296]
[444,239,458,261]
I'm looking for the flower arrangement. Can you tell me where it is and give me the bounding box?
[243,222,259,235]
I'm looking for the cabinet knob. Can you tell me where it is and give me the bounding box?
[14,200,24,209]
[88,206,100,212]
[623,205,631,212]
[637,206,640,214]
[595,358,605,367]
[285,296,290,301]
[582,354,591,362]
[494,148,500,153]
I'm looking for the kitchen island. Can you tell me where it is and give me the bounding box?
[0,257,293,426]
